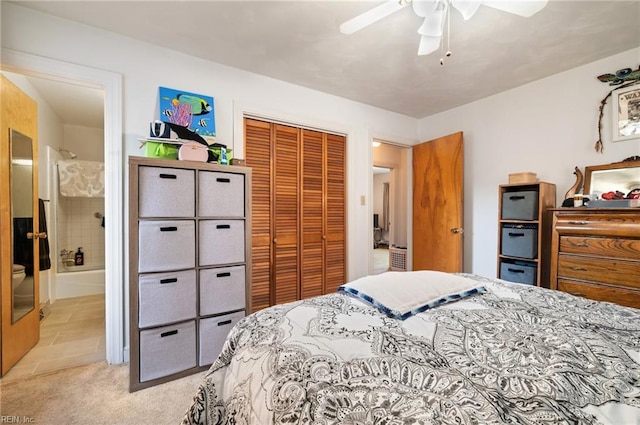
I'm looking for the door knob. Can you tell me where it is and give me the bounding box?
[26,232,47,240]
[450,228,464,234]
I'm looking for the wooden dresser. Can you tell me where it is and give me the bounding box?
[549,208,640,309]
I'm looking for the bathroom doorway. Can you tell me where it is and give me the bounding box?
[371,140,409,275]
[0,70,107,380]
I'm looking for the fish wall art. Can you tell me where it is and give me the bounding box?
[158,86,216,142]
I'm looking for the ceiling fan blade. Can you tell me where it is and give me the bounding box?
[340,0,409,34]
[418,35,442,55]
[418,11,445,37]
[451,0,481,20]
[482,0,548,17]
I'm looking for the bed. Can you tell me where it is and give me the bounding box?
[182,271,640,424]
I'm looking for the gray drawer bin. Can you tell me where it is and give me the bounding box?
[139,166,195,218]
[501,190,538,220]
[139,220,195,272]
[199,311,245,366]
[140,320,196,382]
[199,220,245,266]
[198,171,245,217]
[500,261,537,285]
[200,266,246,316]
[139,270,196,328]
[501,224,537,259]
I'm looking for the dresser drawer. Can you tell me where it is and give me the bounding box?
[557,254,640,289]
[199,220,245,266]
[138,220,195,273]
[139,166,195,217]
[139,320,196,382]
[139,269,196,328]
[198,171,245,217]
[554,212,640,237]
[557,279,640,309]
[200,265,246,316]
[559,236,640,260]
[199,311,245,366]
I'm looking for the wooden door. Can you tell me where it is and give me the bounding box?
[300,130,346,297]
[272,124,300,305]
[1,75,40,375]
[300,129,324,299]
[324,133,346,293]
[412,132,463,272]
[244,119,272,312]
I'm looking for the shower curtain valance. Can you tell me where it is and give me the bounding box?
[57,160,105,197]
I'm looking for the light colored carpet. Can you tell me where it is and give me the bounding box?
[0,361,206,425]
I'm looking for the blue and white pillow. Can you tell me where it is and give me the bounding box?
[338,270,486,320]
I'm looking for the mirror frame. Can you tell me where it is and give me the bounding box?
[584,159,640,196]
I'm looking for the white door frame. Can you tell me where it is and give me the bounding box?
[1,48,125,364]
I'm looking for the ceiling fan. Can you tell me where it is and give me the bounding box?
[340,0,548,58]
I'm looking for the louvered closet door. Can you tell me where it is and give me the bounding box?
[273,124,300,304]
[324,133,346,293]
[245,118,345,311]
[244,119,272,312]
[300,130,324,298]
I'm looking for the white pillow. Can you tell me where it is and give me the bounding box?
[338,270,486,320]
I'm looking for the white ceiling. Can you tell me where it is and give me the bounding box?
[8,0,640,122]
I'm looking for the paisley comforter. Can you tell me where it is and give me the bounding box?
[182,273,640,425]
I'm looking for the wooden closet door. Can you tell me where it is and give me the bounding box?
[324,133,346,293]
[245,118,345,310]
[244,119,272,312]
[272,124,300,305]
[300,130,324,298]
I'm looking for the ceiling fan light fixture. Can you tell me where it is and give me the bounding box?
[412,0,439,18]
[451,0,481,20]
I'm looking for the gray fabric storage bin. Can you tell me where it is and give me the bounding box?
[139,270,196,328]
[199,311,245,366]
[138,220,195,272]
[139,166,195,217]
[501,224,537,259]
[139,320,196,382]
[199,220,245,266]
[500,261,537,285]
[501,190,538,220]
[198,171,245,217]
[200,265,246,316]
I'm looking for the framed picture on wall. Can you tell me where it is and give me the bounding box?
[612,84,640,142]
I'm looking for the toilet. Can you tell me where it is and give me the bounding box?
[12,264,26,291]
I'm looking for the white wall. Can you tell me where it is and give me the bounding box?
[418,47,640,278]
[64,124,104,162]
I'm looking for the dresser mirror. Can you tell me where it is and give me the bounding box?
[584,159,640,199]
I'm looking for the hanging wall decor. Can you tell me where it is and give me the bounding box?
[158,87,216,143]
[594,66,640,152]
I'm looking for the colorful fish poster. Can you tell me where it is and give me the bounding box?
[158,87,216,142]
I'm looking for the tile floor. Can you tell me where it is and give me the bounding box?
[1,294,106,382]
